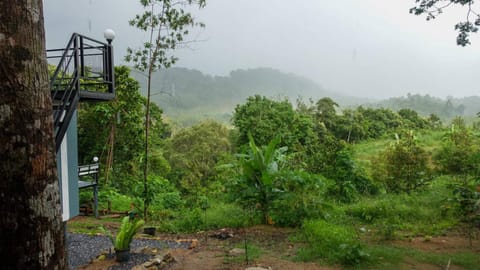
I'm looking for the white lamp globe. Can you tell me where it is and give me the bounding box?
[93,156,99,163]
[104,29,116,43]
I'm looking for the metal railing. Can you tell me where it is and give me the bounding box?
[47,33,114,151]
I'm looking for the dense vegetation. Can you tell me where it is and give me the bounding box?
[78,66,480,267]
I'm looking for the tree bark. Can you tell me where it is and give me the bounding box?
[0,0,67,269]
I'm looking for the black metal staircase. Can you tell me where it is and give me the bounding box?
[47,33,115,152]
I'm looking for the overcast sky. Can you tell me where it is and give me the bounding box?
[43,0,480,99]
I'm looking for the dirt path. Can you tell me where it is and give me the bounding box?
[75,224,479,270]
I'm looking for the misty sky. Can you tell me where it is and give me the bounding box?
[43,0,480,99]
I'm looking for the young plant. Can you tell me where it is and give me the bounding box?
[233,134,286,224]
[100,216,145,251]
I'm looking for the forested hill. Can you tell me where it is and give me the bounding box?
[131,67,359,121]
[131,67,479,125]
[369,94,480,120]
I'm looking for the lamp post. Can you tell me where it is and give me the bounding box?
[103,29,115,94]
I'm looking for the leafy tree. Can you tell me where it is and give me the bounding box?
[374,132,432,193]
[232,95,315,151]
[356,107,403,139]
[334,109,367,143]
[165,120,232,196]
[78,66,169,193]
[0,1,67,267]
[126,0,205,220]
[428,113,442,129]
[410,0,480,46]
[315,97,339,131]
[398,108,429,129]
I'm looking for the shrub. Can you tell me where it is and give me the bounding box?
[270,171,328,227]
[373,132,432,193]
[100,216,144,251]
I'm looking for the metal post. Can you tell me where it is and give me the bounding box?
[93,163,99,219]
[93,185,98,219]
[106,42,115,94]
[79,36,85,77]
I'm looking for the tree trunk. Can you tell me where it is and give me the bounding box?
[0,0,67,269]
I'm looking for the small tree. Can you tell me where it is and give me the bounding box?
[232,134,286,224]
[435,117,479,179]
[126,0,206,220]
[374,132,432,193]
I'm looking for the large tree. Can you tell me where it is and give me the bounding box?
[0,0,66,268]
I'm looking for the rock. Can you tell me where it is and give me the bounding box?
[229,248,246,256]
[131,266,147,270]
[189,239,198,249]
[139,251,177,270]
[210,228,234,240]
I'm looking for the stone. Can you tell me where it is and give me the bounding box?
[229,248,246,256]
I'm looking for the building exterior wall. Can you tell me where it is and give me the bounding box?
[57,110,79,221]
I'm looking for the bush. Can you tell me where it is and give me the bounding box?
[373,132,432,193]
[270,171,328,227]
[295,220,369,265]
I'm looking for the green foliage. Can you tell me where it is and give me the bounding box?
[100,216,145,251]
[155,203,250,233]
[232,95,315,150]
[326,150,379,203]
[270,171,328,227]
[126,0,206,71]
[165,120,232,195]
[372,94,466,120]
[448,178,480,233]
[373,132,432,193]
[98,188,134,212]
[398,108,429,129]
[77,66,169,194]
[409,0,479,46]
[231,134,285,224]
[365,245,480,269]
[295,220,369,266]
[435,119,480,176]
[204,202,250,229]
[345,179,458,236]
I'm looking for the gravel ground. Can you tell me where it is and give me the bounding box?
[67,233,190,269]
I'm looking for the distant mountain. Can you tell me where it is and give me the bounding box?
[131,67,365,125]
[131,67,479,126]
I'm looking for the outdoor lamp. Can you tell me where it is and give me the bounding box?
[93,156,99,163]
[104,29,116,44]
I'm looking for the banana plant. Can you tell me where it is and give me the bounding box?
[237,133,287,224]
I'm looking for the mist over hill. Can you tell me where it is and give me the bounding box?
[367,94,480,121]
[131,67,479,126]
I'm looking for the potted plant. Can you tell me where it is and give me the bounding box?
[100,216,145,262]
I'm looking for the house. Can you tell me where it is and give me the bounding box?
[47,31,115,221]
